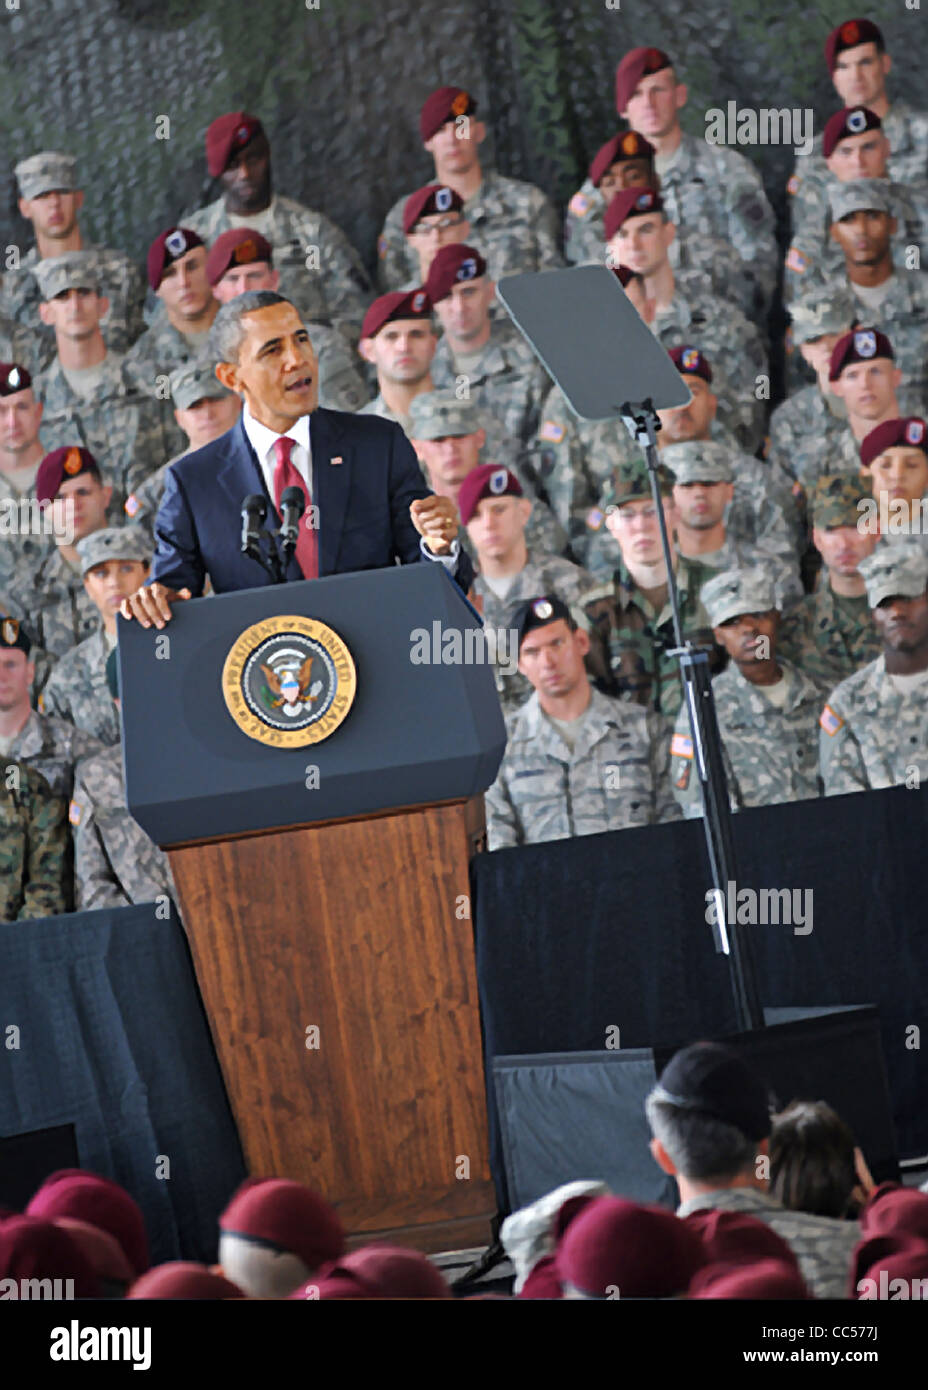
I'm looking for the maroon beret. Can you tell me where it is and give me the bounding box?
[206,227,274,286]
[823,105,883,158]
[147,226,204,292]
[0,362,32,396]
[128,1261,244,1300]
[403,183,465,234]
[425,243,488,304]
[615,46,673,113]
[35,446,100,504]
[0,1215,99,1297]
[825,18,884,72]
[851,1232,928,1295]
[336,1244,450,1299]
[690,1258,811,1300]
[206,110,265,178]
[604,186,664,241]
[361,288,431,340]
[860,417,928,468]
[684,1208,799,1269]
[289,1267,372,1300]
[829,326,894,380]
[556,1196,706,1298]
[54,1217,135,1287]
[669,345,713,384]
[220,1178,344,1271]
[419,86,477,142]
[860,1182,928,1240]
[27,1169,149,1276]
[459,464,523,525]
[590,130,656,186]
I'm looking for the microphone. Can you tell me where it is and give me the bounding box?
[278,484,306,556]
[241,493,267,552]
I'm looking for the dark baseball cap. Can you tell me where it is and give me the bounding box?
[513,594,575,651]
[655,1041,772,1141]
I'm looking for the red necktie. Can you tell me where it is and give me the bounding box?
[273,435,318,580]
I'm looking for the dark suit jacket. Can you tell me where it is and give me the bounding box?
[149,408,473,594]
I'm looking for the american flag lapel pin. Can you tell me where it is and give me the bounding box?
[330,455,343,466]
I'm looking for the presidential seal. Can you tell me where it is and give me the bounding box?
[222,615,356,747]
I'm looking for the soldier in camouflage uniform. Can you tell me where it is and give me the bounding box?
[181,111,370,342]
[670,568,823,817]
[0,756,68,921]
[666,443,803,610]
[0,615,103,797]
[768,302,858,486]
[377,85,563,293]
[604,188,769,452]
[408,392,567,557]
[425,244,551,447]
[41,528,151,744]
[8,447,108,663]
[0,312,53,378]
[124,362,241,537]
[612,45,778,309]
[784,108,927,304]
[205,228,368,412]
[4,151,146,355]
[357,289,438,435]
[821,546,928,794]
[33,254,174,516]
[857,415,928,553]
[460,464,599,713]
[485,593,680,849]
[787,18,928,213]
[400,183,473,291]
[581,458,718,719]
[779,476,881,695]
[792,183,928,406]
[565,130,762,321]
[70,649,176,911]
[0,362,58,594]
[123,228,218,422]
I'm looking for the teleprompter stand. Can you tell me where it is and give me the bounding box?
[498,266,762,1030]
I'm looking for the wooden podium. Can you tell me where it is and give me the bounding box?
[118,565,506,1251]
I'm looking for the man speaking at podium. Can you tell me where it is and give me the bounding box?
[120,291,472,628]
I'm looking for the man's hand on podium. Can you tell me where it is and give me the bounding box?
[120,582,192,630]
[410,494,460,555]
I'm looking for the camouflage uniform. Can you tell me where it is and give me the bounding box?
[671,658,823,816]
[429,319,552,447]
[0,759,68,921]
[377,168,563,293]
[5,708,105,798]
[564,180,764,320]
[310,321,370,411]
[2,244,147,355]
[484,684,681,849]
[123,315,210,397]
[35,354,174,517]
[0,472,55,596]
[7,545,99,660]
[40,629,119,744]
[472,549,599,714]
[0,311,54,377]
[124,450,184,538]
[182,195,371,340]
[821,654,928,794]
[766,386,861,487]
[785,175,926,302]
[584,555,717,719]
[788,99,928,206]
[810,275,928,407]
[70,743,176,911]
[677,1188,860,1302]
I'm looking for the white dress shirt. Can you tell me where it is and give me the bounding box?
[242,405,313,505]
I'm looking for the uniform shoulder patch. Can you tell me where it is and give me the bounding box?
[540,420,565,443]
[675,762,691,791]
[786,246,808,275]
[569,192,591,218]
[68,800,82,827]
[787,174,800,196]
[671,732,694,760]
[124,494,140,518]
[377,234,388,259]
[820,704,844,736]
[585,507,604,531]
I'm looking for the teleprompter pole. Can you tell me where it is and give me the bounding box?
[620,399,764,1034]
